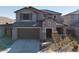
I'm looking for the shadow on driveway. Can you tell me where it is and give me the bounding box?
[8,39,40,53]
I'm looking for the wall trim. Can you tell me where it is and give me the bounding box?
[15,27,41,28]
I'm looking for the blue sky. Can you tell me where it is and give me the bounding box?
[0,6,79,19]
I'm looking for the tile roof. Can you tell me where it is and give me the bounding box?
[15,6,61,15]
[64,10,79,16]
[69,10,79,14]
[41,10,61,15]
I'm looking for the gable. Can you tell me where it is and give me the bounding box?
[15,8,36,14]
[42,19,56,28]
[15,7,62,15]
[15,7,42,14]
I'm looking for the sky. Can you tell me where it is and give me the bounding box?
[0,6,79,19]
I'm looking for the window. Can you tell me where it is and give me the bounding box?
[20,13,32,20]
[54,16,56,19]
[73,15,79,23]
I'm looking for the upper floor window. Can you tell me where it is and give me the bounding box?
[20,13,32,20]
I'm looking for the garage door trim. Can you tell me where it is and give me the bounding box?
[17,27,40,39]
[16,27,41,28]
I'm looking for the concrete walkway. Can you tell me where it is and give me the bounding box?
[8,39,40,53]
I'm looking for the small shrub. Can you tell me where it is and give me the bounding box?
[72,45,78,52]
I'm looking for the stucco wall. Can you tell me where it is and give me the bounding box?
[16,9,37,22]
[74,27,79,36]
[64,15,72,25]
[12,27,17,40]
[16,9,62,23]
[64,14,79,25]
[41,19,57,40]
[42,19,56,31]
[64,14,79,40]
[0,27,5,37]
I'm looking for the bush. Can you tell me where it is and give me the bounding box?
[72,45,78,52]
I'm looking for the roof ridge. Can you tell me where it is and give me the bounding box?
[64,10,79,16]
[15,6,61,15]
[41,9,61,14]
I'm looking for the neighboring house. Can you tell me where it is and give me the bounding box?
[63,10,79,39]
[0,17,15,38]
[64,10,79,26]
[12,6,64,41]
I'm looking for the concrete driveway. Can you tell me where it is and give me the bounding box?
[8,39,40,53]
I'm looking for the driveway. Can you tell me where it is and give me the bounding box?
[8,39,40,53]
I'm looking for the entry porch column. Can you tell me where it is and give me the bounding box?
[63,27,67,36]
[12,27,17,40]
[42,28,46,41]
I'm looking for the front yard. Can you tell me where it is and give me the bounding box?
[0,37,15,52]
[39,36,79,52]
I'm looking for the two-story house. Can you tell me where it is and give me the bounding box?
[12,6,63,42]
[63,10,79,39]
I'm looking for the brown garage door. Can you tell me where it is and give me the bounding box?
[17,28,40,39]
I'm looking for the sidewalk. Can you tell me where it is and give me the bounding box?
[0,48,10,53]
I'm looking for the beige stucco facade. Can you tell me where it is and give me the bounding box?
[16,10,38,22]
[74,27,79,36]
[64,14,79,25]
[12,19,57,40]
[40,19,57,40]
[63,15,72,25]
[63,11,79,39]
[12,7,63,41]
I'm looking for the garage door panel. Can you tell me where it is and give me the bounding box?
[17,28,40,39]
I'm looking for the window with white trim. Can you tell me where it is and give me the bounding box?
[20,13,32,20]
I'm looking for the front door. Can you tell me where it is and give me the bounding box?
[46,29,52,40]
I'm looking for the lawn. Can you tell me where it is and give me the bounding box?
[0,37,15,51]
